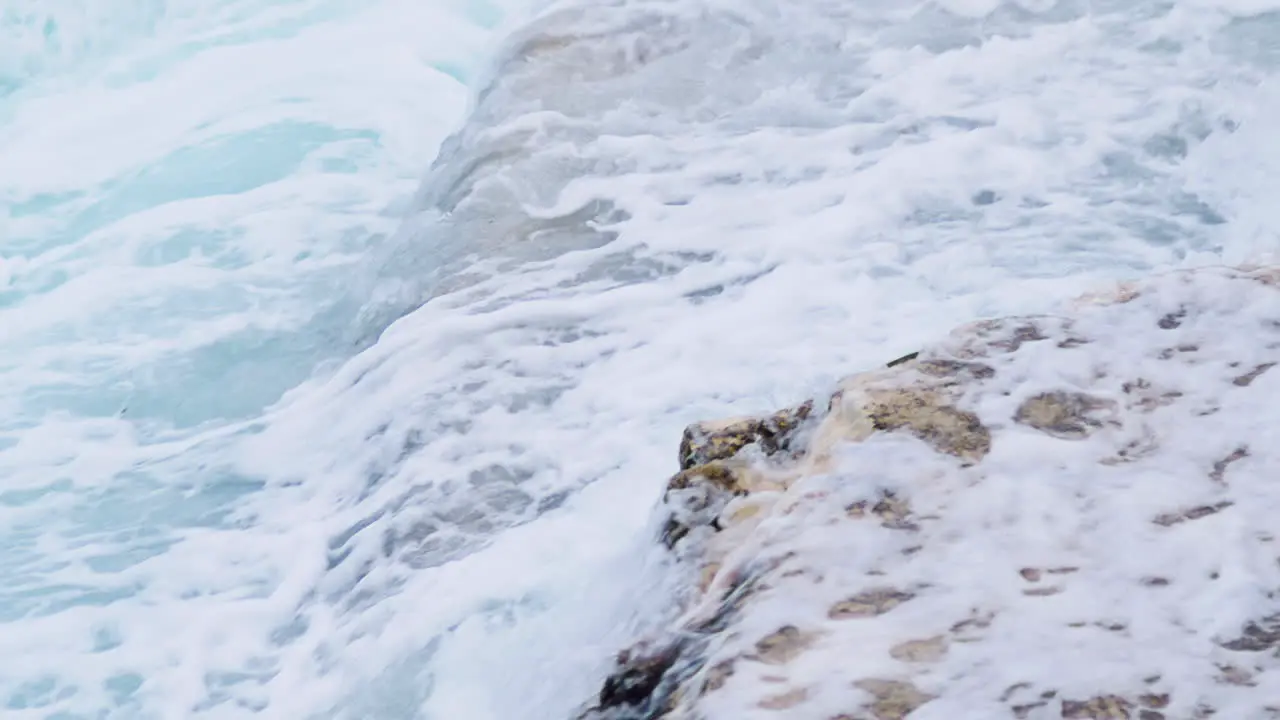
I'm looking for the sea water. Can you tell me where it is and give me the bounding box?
[1,0,1276,717]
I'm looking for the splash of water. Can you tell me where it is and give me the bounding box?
[2,0,1277,717]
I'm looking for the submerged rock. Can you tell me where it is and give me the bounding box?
[1013,391,1118,440]
[574,266,1280,720]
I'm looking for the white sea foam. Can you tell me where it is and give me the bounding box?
[0,0,1275,717]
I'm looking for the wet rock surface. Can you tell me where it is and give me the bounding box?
[572,267,1280,720]
[677,401,814,471]
[1014,391,1117,440]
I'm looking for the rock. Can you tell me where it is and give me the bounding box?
[677,401,814,470]
[660,461,782,549]
[577,642,685,720]
[862,387,991,460]
[660,401,813,549]
[1061,695,1133,719]
[1013,391,1117,440]
[847,492,916,530]
[852,678,934,719]
[751,625,817,664]
[829,588,916,619]
[598,646,681,709]
[1151,501,1232,527]
[888,636,947,663]
[1219,614,1280,652]
[571,267,1280,720]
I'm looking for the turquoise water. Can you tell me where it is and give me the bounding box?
[1,1,538,716]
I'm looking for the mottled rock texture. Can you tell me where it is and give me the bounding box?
[574,266,1280,720]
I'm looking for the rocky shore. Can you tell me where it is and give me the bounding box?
[574,266,1280,720]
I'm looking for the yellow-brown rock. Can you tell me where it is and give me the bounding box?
[575,267,1280,720]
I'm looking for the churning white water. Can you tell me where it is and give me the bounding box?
[1,0,1277,717]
